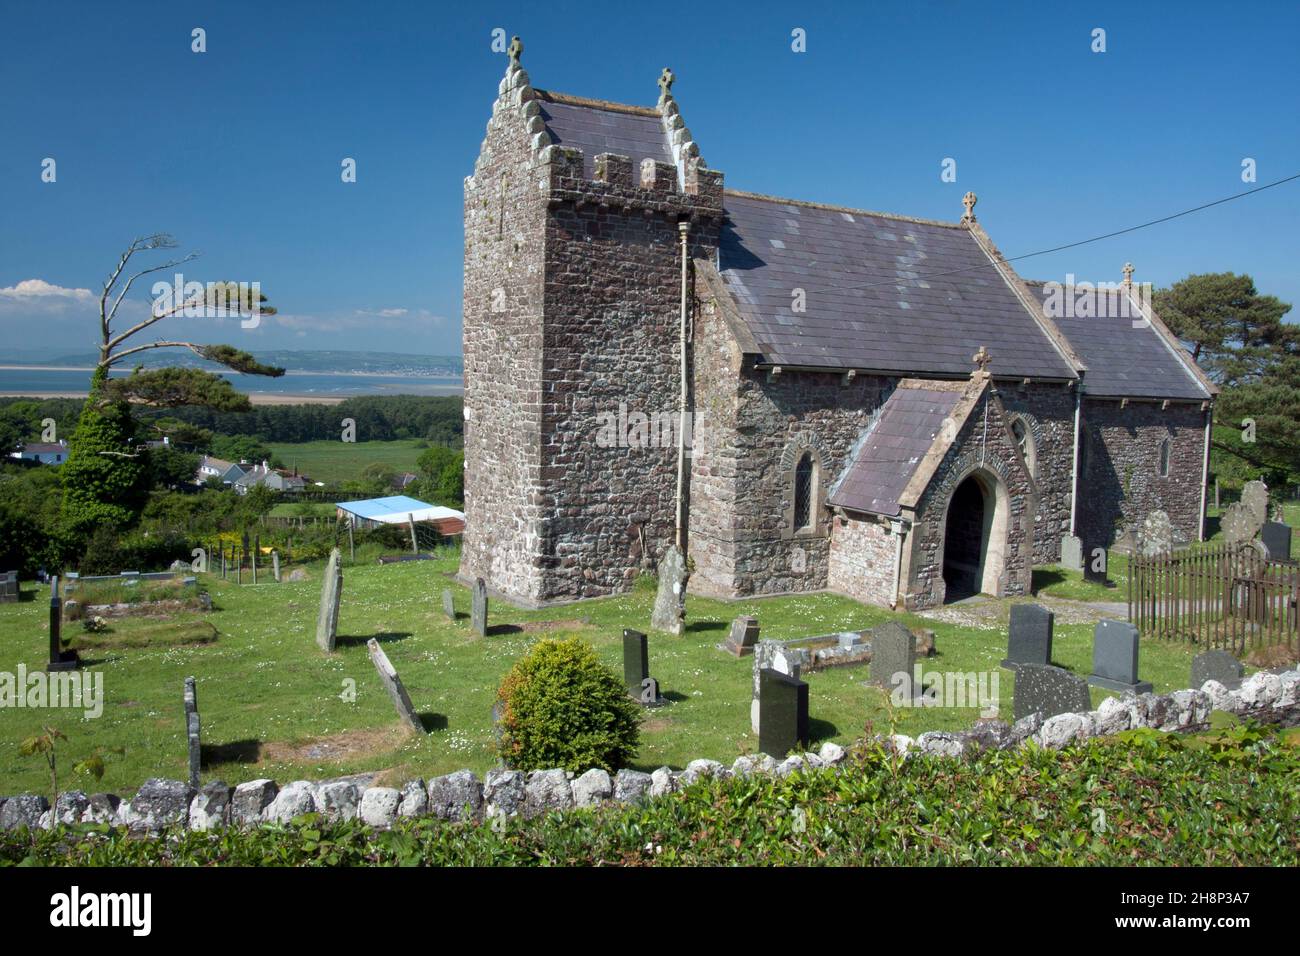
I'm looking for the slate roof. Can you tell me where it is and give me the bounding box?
[827,384,962,517]
[536,94,672,179]
[718,193,1077,381]
[1024,282,1211,400]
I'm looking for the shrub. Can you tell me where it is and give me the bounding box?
[495,637,640,773]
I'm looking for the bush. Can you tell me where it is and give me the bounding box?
[495,637,640,773]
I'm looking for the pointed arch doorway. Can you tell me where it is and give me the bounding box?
[941,469,1009,601]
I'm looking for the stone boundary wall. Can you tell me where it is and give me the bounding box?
[3,668,1295,835]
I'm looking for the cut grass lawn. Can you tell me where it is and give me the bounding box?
[0,551,1213,796]
[267,439,427,486]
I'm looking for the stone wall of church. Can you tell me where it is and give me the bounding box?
[998,383,1078,565]
[1077,399,1207,548]
[827,513,899,607]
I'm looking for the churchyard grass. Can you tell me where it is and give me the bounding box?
[0,550,1209,795]
[266,439,426,485]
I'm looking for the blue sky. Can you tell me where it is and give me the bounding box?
[2,0,1296,358]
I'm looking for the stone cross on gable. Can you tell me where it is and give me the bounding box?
[507,36,523,67]
[972,345,992,374]
[658,67,675,98]
[961,191,978,222]
[1122,262,1135,285]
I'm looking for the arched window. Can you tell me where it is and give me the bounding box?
[1158,438,1171,477]
[1011,417,1037,478]
[793,452,814,532]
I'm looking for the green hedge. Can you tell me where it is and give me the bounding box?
[4,726,1296,866]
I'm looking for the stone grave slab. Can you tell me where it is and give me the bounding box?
[1087,619,1153,694]
[752,640,807,735]
[1002,603,1054,670]
[1012,663,1092,721]
[868,620,918,698]
[471,578,488,637]
[1059,535,1084,572]
[367,639,425,734]
[314,548,343,652]
[758,668,809,760]
[184,676,201,789]
[1260,521,1291,561]
[442,588,456,621]
[650,545,688,635]
[720,615,759,657]
[1190,649,1245,690]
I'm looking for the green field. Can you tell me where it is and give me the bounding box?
[0,549,1216,796]
[268,439,427,486]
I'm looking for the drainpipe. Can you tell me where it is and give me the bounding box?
[1199,402,1213,541]
[675,221,690,552]
[890,518,906,609]
[1068,384,1082,537]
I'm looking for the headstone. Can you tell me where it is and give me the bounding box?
[183,677,201,789]
[1240,480,1269,525]
[752,640,807,735]
[367,639,425,734]
[1082,541,1108,584]
[1223,484,1268,546]
[63,599,82,622]
[442,588,456,621]
[722,615,759,657]
[314,548,343,652]
[0,570,17,603]
[1137,510,1174,557]
[868,620,917,698]
[1087,619,1153,693]
[1059,535,1084,572]
[272,551,281,583]
[622,629,649,695]
[1002,604,1054,670]
[47,575,78,672]
[650,544,688,635]
[1190,650,1245,690]
[1260,521,1292,561]
[1012,663,1092,721]
[471,578,488,636]
[758,668,808,759]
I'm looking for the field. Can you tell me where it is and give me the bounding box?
[268,439,427,485]
[0,549,1217,796]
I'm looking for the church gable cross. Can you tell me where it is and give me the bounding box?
[658,67,675,98]
[972,345,992,375]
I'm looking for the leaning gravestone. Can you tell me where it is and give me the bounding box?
[1088,619,1153,693]
[1059,535,1084,572]
[441,588,456,621]
[470,578,488,636]
[869,620,918,698]
[722,615,759,657]
[271,551,281,583]
[1260,521,1292,561]
[1013,663,1092,721]
[1002,603,1054,671]
[367,639,425,734]
[1191,650,1245,690]
[184,677,201,789]
[650,544,688,635]
[314,548,343,652]
[47,575,78,672]
[758,668,808,759]
[1240,480,1269,525]
[752,640,806,735]
[1138,510,1174,558]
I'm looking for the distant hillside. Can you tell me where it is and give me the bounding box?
[9,349,463,376]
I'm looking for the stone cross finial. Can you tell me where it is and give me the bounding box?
[1122,262,1135,285]
[658,67,675,98]
[507,36,523,67]
[961,191,978,222]
[972,345,992,374]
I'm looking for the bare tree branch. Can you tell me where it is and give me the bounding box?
[104,252,200,346]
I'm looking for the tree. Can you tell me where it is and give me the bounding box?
[413,445,464,507]
[61,235,286,535]
[1156,273,1298,484]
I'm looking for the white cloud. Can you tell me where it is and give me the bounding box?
[0,278,94,301]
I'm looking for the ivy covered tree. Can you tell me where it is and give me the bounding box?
[61,234,286,536]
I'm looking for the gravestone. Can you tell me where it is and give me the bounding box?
[441,588,456,621]
[367,639,425,734]
[758,668,809,759]
[650,544,688,635]
[1222,483,1268,546]
[271,551,281,583]
[1190,650,1244,690]
[47,575,78,672]
[1260,521,1292,561]
[623,629,649,695]
[722,615,759,657]
[752,640,807,735]
[1240,480,1269,525]
[1002,603,1054,670]
[471,578,488,636]
[1082,541,1108,584]
[1138,510,1174,558]
[314,548,343,652]
[184,676,201,789]
[1012,663,1092,721]
[868,620,917,698]
[1059,535,1084,572]
[0,570,17,603]
[1087,619,1153,693]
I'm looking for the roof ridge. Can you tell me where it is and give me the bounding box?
[532,88,659,117]
[723,189,964,229]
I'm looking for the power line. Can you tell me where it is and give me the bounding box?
[802,172,1300,296]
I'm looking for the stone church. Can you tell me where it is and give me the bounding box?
[459,45,1217,610]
